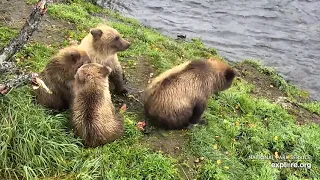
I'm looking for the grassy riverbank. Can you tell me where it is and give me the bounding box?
[0,0,319,179]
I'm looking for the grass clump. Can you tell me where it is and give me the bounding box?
[0,87,81,179]
[15,43,58,72]
[189,79,320,179]
[0,26,18,49]
[48,3,102,30]
[0,87,179,179]
[301,102,320,115]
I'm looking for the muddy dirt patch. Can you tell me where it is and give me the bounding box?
[234,62,286,101]
[111,56,155,114]
[0,0,75,45]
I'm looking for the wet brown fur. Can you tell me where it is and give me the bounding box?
[143,58,237,130]
[71,63,124,148]
[35,46,92,111]
[78,24,130,95]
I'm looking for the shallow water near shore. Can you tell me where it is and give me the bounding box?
[97,0,320,100]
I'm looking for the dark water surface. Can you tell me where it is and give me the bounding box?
[97,0,320,100]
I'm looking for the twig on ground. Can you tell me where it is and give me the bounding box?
[0,72,52,95]
[127,94,144,106]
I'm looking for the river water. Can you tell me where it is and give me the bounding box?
[97,0,320,100]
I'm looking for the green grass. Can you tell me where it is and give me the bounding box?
[0,26,19,49]
[0,89,179,179]
[15,43,58,72]
[0,0,319,179]
[302,102,320,115]
[189,79,319,179]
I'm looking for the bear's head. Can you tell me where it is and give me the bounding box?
[89,24,130,54]
[55,46,92,76]
[208,58,237,92]
[75,62,112,86]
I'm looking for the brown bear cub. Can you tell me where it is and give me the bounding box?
[143,58,236,130]
[78,24,130,95]
[71,63,124,148]
[35,46,91,111]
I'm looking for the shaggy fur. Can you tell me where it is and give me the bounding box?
[35,46,91,111]
[71,63,124,147]
[143,58,236,130]
[78,24,130,95]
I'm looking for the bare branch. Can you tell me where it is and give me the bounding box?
[0,72,35,95]
[0,62,16,74]
[0,72,52,96]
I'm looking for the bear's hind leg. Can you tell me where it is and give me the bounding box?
[109,69,128,96]
[188,102,207,128]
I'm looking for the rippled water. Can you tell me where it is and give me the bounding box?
[97,0,320,100]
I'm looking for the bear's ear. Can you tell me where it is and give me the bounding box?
[90,28,103,39]
[68,49,81,62]
[224,68,236,82]
[75,69,86,83]
[101,66,112,77]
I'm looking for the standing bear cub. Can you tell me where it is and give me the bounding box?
[71,63,124,148]
[78,24,130,95]
[143,58,236,130]
[35,46,91,111]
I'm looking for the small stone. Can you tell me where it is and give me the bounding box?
[0,84,5,91]
[149,73,154,78]
[148,80,151,84]
[270,84,274,88]
[194,158,200,163]
[199,157,204,161]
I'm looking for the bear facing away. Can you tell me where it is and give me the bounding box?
[143,58,237,130]
[35,46,92,111]
[71,63,124,148]
[78,24,130,95]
